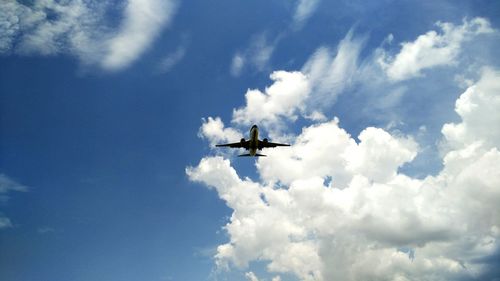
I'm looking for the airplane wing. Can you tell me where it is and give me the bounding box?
[258,140,290,148]
[216,140,249,149]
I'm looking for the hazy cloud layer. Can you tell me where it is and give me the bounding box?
[0,0,177,71]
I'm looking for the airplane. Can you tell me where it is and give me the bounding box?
[216,125,290,157]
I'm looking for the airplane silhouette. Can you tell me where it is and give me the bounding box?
[216,125,290,157]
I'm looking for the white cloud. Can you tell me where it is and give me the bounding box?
[102,0,177,70]
[0,174,28,230]
[198,117,243,147]
[293,0,321,27]
[380,18,493,81]
[245,271,259,281]
[0,0,177,71]
[229,31,364,130]
[0,216,13,229]
[1,0,105,58]
[301,31,364,109]
[37,226,56,234]
[0,1,30,53]
[158,44,186,73]
[230,33,276,76]
[188,64,500,281]
[232,71,311,129]
[442,67,500,150]
[230,53,245,77]
[0,174,28,194]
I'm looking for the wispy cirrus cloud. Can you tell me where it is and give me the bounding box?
[293,0,321,28]
[157,44,186,73]
[230,33,277,77]
[102,0,177,70]
[0,216,13,229]
[0,174,28,229]
[229,0,322,77]
[0,174,28,196]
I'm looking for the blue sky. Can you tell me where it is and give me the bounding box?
[1,1,500,280]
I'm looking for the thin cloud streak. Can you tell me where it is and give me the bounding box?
[158,45,186,73]
[0,174,28,230]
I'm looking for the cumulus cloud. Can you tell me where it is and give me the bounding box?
[0,0,177,71]
[379,18,493,81]
[442,68,500,150]
[232,70,310,129]
[188,58,500,281]
[198,117,243,147]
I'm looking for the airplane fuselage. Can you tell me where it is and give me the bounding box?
[249,125,259,156]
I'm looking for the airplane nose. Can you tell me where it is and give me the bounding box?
[251,125,258,129]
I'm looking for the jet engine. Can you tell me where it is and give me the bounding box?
[240,138,247,150]
[258,138,269,150]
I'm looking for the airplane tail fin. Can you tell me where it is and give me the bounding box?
[238,153,267,157]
